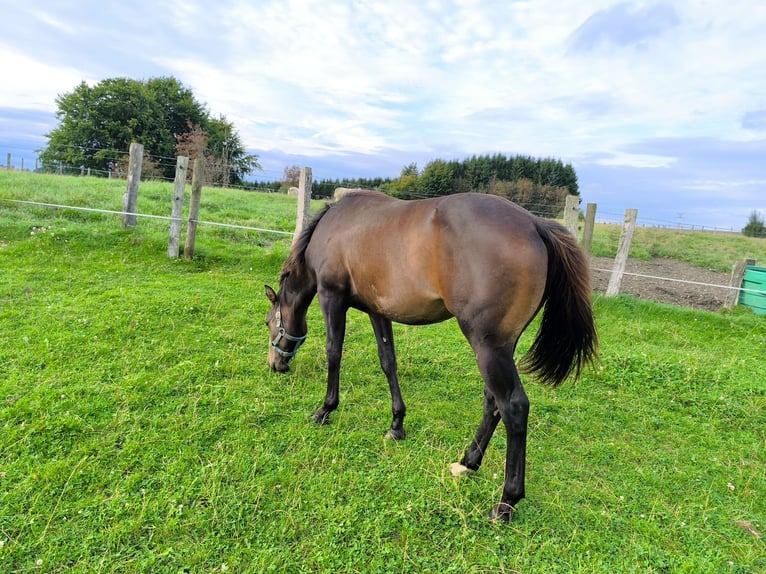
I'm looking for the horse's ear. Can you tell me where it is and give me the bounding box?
[265,285,277,303]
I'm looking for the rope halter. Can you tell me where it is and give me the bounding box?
[269,305,307,359]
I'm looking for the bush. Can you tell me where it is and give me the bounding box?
[742,210,766,237]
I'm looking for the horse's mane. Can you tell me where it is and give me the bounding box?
[279,202,334,284]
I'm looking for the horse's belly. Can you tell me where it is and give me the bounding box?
[353,289,452,325]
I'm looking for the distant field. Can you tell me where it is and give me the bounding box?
[588,222,766,272]
[1,171,764,572]
[2,170,763,271]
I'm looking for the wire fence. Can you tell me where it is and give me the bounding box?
[2,147,764,310]
[589,266,759,296]
[0,198,293,236]
[5,162,761,236]
[2,192,761,307]
[2,146,286,192]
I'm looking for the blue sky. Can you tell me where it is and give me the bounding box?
[1,1,765,230]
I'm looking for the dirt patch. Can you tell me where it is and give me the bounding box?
[589,257,732,312]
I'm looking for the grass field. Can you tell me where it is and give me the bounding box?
[1,171,764,572]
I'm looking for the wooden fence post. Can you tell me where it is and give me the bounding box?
[167,156,188,259]
[122,142,143,229]
[293,167,312,246]
[725,258,756,308]
[564,195,579,238]
[606,208,638,297]
[581,203,597,254]
[6,153,10,170]
[184,158,205,260]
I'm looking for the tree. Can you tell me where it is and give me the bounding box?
[204,115,260,187]
[384,164,419,198]
[282,165,302,187]
[488,177,568,217]
[742,210,766,237]
[175,122,209,163]
[401,163,418,177]
[418,159,455,197]
[40,77,207,178]
[39,76,260,184]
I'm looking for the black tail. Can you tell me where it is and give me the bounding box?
[519,219,598,385]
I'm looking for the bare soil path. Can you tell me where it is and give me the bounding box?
[589,257,732,312]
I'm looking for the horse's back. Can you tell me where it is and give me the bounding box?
[306,192,548,330]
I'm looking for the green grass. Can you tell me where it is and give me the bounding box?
[588,223,766,272]
[1,171,764,572]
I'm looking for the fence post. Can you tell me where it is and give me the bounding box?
[606,208,638,297]
[184,158,205,260]
[581,203,597,254]
[122,142,143,229]
[724,258,756,308]
[293,167,312,246]
[6,153,10,170]
[168,156,189,259]
[564,195,579,238]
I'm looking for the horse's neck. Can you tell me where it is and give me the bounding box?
[283,266,317,312]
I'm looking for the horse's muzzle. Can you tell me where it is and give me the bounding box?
[267,350,291,373]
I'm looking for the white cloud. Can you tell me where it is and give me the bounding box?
[595,153,677,169]
[0,43,93,111]
[2,0,766,229]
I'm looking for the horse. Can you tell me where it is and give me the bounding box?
[264,190,597,521]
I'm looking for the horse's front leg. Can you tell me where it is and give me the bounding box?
[369,313,406,440]
[313,294,347,425]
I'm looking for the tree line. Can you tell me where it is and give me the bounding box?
[299,155,578,217]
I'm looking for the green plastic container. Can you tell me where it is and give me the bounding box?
[739,265,766,315]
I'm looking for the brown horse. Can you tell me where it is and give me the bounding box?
[265,190,597,521]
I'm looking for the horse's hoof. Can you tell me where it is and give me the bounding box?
[489,502,513,522]
[449,462,471,477]
[384,428,406,440]
[312,411,330,425]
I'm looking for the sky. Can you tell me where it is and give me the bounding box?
[1,1,765,231]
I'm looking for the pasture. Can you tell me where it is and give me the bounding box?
[1,171,764,572]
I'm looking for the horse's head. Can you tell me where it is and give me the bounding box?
[264,285,308,373]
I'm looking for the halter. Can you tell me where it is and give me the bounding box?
[270,304,307,359]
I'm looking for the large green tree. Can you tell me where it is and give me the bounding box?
[39,76,259,184]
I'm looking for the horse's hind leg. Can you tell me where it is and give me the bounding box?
[454,387,501,473]
[475,345,529,522]
[369,313,406,440]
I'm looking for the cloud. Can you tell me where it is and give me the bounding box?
[568,2,681,52]
[742,110,766,131]
[2,0,766,230]
[0,43,93,111]
[593,153,676,169]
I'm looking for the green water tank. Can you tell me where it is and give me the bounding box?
[739,266,766,315]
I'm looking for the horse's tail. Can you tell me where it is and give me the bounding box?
[519,218,598,385]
